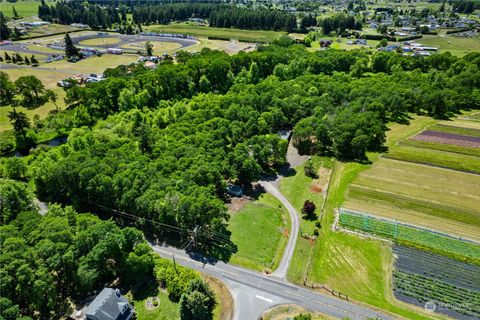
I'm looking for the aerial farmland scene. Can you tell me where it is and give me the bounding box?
[0,0,479,320]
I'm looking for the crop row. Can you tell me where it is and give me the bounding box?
[430,124,480,138]
[393,245,480,291]
[393,271,480,319]
[338,210,480,265]
[401,138,480,157]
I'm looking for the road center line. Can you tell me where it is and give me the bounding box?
[255,295,273,303]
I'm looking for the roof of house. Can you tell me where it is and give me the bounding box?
[85,288,132,320]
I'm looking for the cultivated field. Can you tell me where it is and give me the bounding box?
[144,23,285,43]
[228,193,289,272]
[342,158,480,242]
[393,245,480,320]
[343,115,480,243]
[339,209,480,264]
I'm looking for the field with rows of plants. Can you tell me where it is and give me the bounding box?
[342,158,480,242]
[393,246,480,320]
[338,209,480,265]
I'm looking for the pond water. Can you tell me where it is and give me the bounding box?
[6,136,68,157]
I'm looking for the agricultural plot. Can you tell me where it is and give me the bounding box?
[392,245,480,320]
[338,209,480,264]
[343,158,480,242]
[411,130,480,148]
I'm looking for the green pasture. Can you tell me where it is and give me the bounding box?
[0,0,49,18]
[144,23,285,43]
[228,193,289,272]
[420,34,480,57]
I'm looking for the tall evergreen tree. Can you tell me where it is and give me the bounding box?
[8,109,30,139]
[64,33,79,60]
[0,12,11,40]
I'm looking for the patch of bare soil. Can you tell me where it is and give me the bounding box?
[226,197,250,213]
[310,167,331,193]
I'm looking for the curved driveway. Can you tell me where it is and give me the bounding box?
[259,180,300,280]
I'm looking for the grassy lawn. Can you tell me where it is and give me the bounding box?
[228,193,289,272]
[0,0,52,18]
[279,156,333,236]
[420,34,480,57]
[144,23,285,43]
[122,40,183,54]
[48,54,138,73]
[79,37,122,46]
[25,44,63,54]
[0,87,66,132]
[133,291,179,320]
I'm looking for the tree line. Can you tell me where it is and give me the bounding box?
[318,13,363,36]
[37,1,298,32]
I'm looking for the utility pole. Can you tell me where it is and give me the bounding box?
[173,253,178,275]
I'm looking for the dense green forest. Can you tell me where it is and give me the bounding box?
[2,39,480,273]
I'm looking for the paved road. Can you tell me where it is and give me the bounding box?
[71,33,198,49]
[258,180,299,279]
[152,245,393,320]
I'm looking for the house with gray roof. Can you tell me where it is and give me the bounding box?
[85,288,134,320]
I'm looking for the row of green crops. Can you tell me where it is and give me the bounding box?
[338,209,480,265]
[393,271,480,319]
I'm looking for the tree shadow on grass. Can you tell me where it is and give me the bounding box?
[131,279,160,301]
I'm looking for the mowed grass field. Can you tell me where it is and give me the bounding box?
[228,193,289,272]
[121,41,183,54]
[79,37,122,46]
[144,23,285,43]
[0,0,51,18]
[420,34,480,57]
